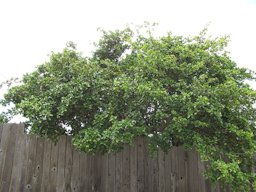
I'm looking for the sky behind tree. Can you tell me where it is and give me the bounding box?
[0,0,256,82]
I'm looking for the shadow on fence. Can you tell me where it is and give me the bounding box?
[0,124,229,192]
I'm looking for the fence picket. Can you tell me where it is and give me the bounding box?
[0,124,234,192]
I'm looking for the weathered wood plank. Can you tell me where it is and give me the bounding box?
[122,144,130,192]
[18,133,30,191]
[100,153,108,192]
[88,155,94,191]
[137,137,145,192]
[143,140,150,192]
[165,149,174,192]
[9,124,25,192]
[71,148,80,192]
[89,154,100,192]
[49,141,59,192]
[57,135,67,192]
[0,124,3,143]
[176,146,186,192]
[0,124,19,192]
[170,146,178,192]
[23,135,38,192]
[187,150,199,192]
[32,137,45,192]
[0,124,12,184]
[64,137,73,192]
[107,152,116,192]
[130,138,138,192]
[184,150,189,192]
[40,139,52,192]
[79,152,88,192]
[197,155,206,192]
[115,151,122,192]
[143,139,152,191]
[93,154,102,192]
[88,154,95,192]
[158,150,166,192]
[204,177,212,192]
[148,154,158,192]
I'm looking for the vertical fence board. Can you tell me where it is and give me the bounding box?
[115,151,122,192]
[198,155,206,192]
[137,138,145,192]
[0,124,12,184]
[158,150,166,192]
[89,155,95,191]
[100,153,108,192]
[85,155,92,191]
[165,149,173,192]
[148,154,158,192]
[32,137,45,192]
[171,147,178,192]
[71,149,80,192]
[144,140,150,192]
[122,145,130,192]
[88,155,94,191]
[9,124,25,192]
[94,155,102,192]
[49,141,59,192]
[57,136,67,192]
[130,139,137,192]
[0,124,18,192]
[24,135,38,191]
[0,124,3,143]
[107,152,116,192]
[64,137,73,192]
[40,140,52,192]
[184,151,189,192]
[188,150,200,192]
[18,133,29,191]
[79,153,88,191]
[177,147,187,192]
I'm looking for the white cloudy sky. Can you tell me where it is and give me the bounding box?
[0,0,256,82]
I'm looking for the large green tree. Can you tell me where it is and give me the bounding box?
[1,25,256,191]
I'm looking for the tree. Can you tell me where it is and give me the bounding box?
[1,25,256,191]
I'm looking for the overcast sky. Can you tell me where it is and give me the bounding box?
[0,0,256,82]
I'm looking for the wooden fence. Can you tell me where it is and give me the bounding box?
[0,124,228,192]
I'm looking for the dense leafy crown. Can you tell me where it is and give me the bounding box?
[1,25,256,191]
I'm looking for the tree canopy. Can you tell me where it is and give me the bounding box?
[1,25,256,191]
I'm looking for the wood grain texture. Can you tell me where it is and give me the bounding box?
[56,135,67,192]
[0,124,18,192]
[0,124,12,185]
[130,139,138,192]
[71,147,80,192]
[64,137,73,192]
[40,139,51,192]
[107,152,116,192]
[9,125,25,192]
[32,137,45,192]
[49,141,59,192]
[122,145,130,192]
[0,124,236,192]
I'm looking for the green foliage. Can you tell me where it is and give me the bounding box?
[93,28,133,62]
[1,24,256,191]
[0,114,8,123]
